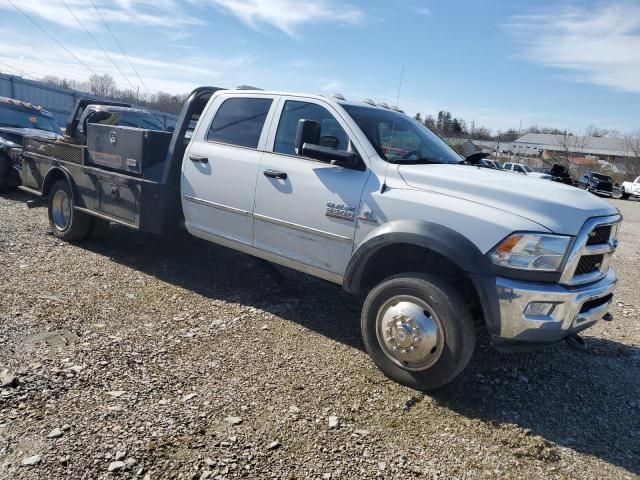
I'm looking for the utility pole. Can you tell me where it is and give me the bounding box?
[511,117,523,161]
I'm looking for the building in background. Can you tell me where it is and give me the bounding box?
[512,133,635,172]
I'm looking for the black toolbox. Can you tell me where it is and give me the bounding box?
[87,124,171,176]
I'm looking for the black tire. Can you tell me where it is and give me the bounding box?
[361,273,475,391]
[89,217,110,240]
[621,188,629,200]
[0,152,10,193]
[47,179,92,241]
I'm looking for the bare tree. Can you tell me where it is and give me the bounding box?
[623,131,640,176]
[41,75,72,90]
[554,130,589,167]
[585,125,610,138]
[88,73,116,98]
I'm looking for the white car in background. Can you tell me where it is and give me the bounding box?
[621,176,640,200]
[502,162,552,180]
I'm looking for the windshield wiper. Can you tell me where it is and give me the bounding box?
[0,123,27,129]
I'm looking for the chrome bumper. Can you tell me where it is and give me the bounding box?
[491,269,616,347]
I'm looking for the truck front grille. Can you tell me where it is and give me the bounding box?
[587,225,612,245]
[560,215,620,286]
[575,254,604,275]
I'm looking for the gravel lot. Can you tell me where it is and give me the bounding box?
[1,191,638,479]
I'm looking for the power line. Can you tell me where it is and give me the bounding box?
[88,0,150,95]
[59,0,138,92]
[0,59,26,76]
[6,0,99,78]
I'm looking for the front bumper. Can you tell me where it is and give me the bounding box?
[589,187,613,197]
[475,269,616,352]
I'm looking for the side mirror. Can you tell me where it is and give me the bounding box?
[294,119,362,169]
[300,143,360,169]
[295,119,321,155]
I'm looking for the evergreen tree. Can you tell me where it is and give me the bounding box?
[424,115,436,131]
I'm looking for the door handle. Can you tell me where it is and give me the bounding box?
[263,169,287,180]
[189,155,209,164]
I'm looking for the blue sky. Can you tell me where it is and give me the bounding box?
[0,0,638,133]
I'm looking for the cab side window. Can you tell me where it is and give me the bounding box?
[274,101,349,156]
[207,97,273,149]
[514,165,524,173]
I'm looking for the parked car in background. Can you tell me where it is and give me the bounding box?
[0,96,60,192]
[621,176,640,200]
[578,172,614,197]
[503,162,552,180]
[549,164,574,185]
[483,159,503,169]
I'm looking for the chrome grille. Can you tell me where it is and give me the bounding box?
[560,215,620,286]
[587,225,612,245]
[575,254,604,275]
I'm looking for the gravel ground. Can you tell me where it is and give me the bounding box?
[1,191,638,479]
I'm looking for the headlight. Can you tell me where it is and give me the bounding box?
[491,233,571,271]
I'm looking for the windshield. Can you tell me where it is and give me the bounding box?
[0,104,58,133]
[523,165,533,173]
[342,105,462,164]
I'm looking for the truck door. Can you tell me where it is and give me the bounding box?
[181,95,276,245]
[253,98,370,275]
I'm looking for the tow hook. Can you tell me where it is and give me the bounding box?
[565,333,588,351]
[602,312,613,322]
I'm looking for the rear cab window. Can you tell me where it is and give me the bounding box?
[207,97,273,149]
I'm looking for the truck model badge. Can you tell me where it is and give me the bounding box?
[326,202,355,221]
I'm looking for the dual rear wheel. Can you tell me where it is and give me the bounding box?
[47,179,109,241]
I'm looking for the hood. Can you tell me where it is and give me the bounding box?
[398,164,618,235]
[0,126,59,145]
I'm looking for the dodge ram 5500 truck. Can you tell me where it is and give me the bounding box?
[18,87,621,390]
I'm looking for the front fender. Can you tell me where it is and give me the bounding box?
[343,219,492,294]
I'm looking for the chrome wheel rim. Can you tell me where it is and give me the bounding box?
[376,295,445,371]
[51,190,71,231]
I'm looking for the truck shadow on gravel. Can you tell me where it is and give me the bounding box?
[77,223,639,476]
[434,338,640,475]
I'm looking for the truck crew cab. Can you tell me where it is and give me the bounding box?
[18,87,621,390]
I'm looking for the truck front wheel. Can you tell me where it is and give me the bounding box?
[361,273,475,391]
[47,179,91,241]
[621,188,629,200]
